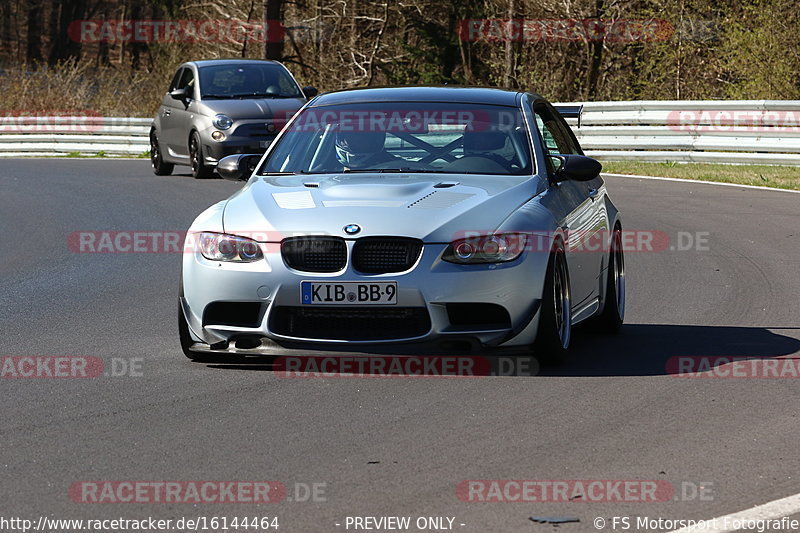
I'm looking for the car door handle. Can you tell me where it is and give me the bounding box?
[587,187,599,200]
[162,109,171,117]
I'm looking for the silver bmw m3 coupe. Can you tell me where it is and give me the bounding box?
[179,87,625,364]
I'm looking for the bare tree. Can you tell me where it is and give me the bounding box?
[26,0,43,64]
[264,0,284,59]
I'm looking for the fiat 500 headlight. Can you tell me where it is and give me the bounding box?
[212,114,233,130]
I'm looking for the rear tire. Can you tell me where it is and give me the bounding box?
[189,131,215,179]
[596,226,625,333]
[534,243,572,365]
[150,129,174,176]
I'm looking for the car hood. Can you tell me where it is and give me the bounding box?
[221,173,544,242]
[197,97,305,120]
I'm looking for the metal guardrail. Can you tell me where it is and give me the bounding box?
[0,117,150,156]
[2,101,800,164]
[561,100,800,165]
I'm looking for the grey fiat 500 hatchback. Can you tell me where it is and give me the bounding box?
[150,59,316,178]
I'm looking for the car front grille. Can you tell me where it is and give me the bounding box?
[352,237,423,274]
[280,236,423,273]
[203,301,264,328]
[269,306,431,340]
[234,122,280,138]
[282,237,347,273]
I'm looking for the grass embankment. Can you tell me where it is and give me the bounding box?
[601,161,800,191]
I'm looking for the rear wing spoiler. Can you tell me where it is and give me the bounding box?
[554,104,584,128]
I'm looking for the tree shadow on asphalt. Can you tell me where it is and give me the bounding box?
[548,324,800,377]
[197,324,800,378]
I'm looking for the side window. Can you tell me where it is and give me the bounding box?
[534,104,580,155]
[535,113,560,153]
[177,68,196,98]
[278,72,299,96]
[168,68,183,92]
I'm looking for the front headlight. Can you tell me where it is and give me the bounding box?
[198,232,263,262]
[443,234,527,264]
[212,114,233,130]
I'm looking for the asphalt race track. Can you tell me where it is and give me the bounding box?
[1,159,798,532]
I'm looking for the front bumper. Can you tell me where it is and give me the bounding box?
[199,120,278,164]
[200,136,275,164]
[181,239,549,355]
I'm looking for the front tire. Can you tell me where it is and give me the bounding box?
[534,243,572,365]
[189,131,215,179]
[150,129,174,176]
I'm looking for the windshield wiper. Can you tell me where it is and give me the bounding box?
[231,92,292,99]
[260,170,310,175]
[341,168,411,173]
[201,94,236,99]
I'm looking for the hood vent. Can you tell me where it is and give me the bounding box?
[407,191,473,209]
[272,191,316,209]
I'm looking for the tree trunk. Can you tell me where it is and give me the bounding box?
[264,0,284,60]
[502,0,516,87]
[0,0,14,61]
[129,0,146,70]
[26,0,43,64]
[587,0,605,101]
[48,0,86,65]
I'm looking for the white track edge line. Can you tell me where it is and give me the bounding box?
[667,492,800,533]
[602,173,800,194]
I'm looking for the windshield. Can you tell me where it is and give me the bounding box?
[261,102,533,175]
[199,64,302,99]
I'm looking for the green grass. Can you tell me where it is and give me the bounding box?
[62,151,112,158]
[33,151,139,158]
[601,161,800,191]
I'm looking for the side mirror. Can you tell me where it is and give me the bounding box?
[216,154,262,181]
[169,87,191,101]
[549,154,602,182]
[302,86,318,98]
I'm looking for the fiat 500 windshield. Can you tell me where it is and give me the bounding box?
[261,102,533,175]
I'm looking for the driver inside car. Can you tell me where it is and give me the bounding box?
[461,129,512,170]
[334,130,402,170]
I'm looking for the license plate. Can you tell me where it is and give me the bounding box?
[301,281,397,305]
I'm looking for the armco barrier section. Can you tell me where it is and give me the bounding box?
[562,100,800,165]
[2,101,800,164]
[0,117,150,156]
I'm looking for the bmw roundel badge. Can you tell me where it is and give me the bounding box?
[344,224,361,235]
